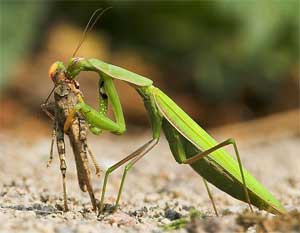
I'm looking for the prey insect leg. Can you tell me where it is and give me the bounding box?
[56,125,69,212]
[41,102,55,121]
[47,124,56,168]
[77,118,98,211]
[86,143,101,176]
[41,102,56,168]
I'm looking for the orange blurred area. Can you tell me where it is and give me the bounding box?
[1,2,299,141]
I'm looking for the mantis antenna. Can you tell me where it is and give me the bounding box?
[44,7,112,104]
[72,7,112,58]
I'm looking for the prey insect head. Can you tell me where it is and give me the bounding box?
[48,61,67,84]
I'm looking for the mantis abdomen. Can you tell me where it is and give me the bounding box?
[162,119,274,213]
[154,87,285,215]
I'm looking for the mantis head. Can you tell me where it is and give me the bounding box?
[66,57,87,79]
[48,61,67,84]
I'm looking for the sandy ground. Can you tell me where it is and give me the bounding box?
[0,129,299,233]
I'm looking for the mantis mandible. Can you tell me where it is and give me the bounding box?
[46,9,286,216]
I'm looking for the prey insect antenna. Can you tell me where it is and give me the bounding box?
[72,7,112,58]
[43,86,55,104]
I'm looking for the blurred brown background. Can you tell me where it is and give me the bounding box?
[0,1,299,139]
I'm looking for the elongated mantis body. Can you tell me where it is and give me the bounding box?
[44,8,286,216]
[46,58,286,216]
[41,76,100,211]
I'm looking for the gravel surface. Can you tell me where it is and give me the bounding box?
[0,131,299,233]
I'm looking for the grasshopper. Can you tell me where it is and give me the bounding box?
[41,74,100,212]
[45,9,286,216]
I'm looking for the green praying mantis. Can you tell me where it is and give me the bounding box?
[45,9,286,216]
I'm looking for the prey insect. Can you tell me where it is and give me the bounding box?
[41,75,101,212]
[46,9,286,216]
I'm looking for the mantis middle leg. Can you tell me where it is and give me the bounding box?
[98,89,164,213]
[99,138,159,214]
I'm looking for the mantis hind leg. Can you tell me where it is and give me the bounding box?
[182,138,253,213]
[162,120,219,216]
[202,178,219,216]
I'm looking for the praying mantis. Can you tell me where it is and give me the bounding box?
[44,9,286,216]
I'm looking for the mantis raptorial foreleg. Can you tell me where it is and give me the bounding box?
[56,125,68,212]
[64,77,125,135]
[99,138,158,214]
[181,138,253,213]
